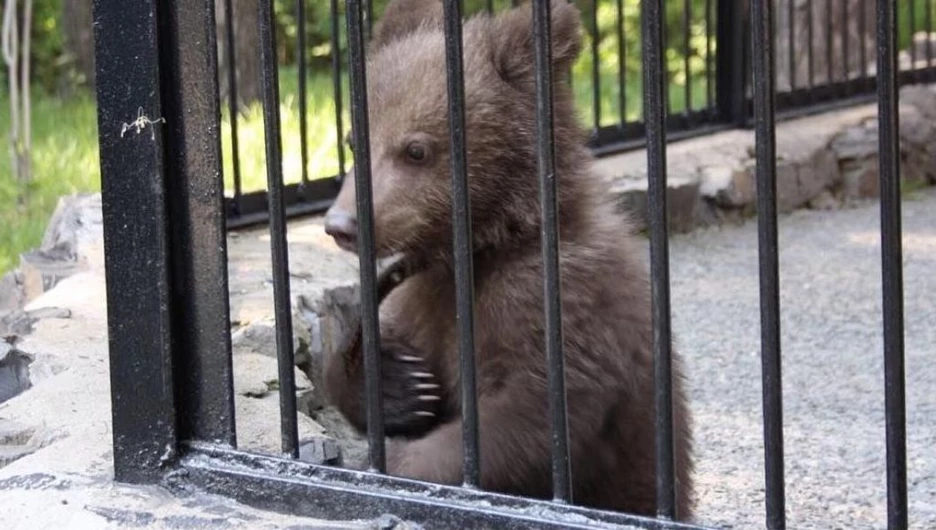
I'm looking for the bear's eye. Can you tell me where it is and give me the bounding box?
[405,142,428,164]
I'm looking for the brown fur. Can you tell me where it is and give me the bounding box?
[323,0,694,519]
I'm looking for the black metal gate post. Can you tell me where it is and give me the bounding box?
[92,0,178,484]
[159,0,238,449]
[715,0,750,126]
[92,0,237,483]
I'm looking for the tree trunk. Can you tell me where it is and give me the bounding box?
[62,0,95,89]
[216,0,262,112]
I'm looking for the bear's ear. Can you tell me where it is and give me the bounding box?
[490,1,583,86]
[370,0,444,52]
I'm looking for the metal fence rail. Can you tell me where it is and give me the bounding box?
[218,0,936,228]
[92,0,912,528]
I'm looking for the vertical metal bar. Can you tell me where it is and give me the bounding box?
[346,0,386,472]
[222,0,243,211]
[788,0,796,91]
[297,0,310,188]
[859,0,868,79]
[330,0,347,181]
[533,0,572,504]
[616,0,627,125]
[807,0,815,90]
[750,0,786,527]
[486,0,494,14]
[910,0,917,64]
[826,0,833,84]
[705,0,714,113]
[875,1,908,528]
[441,0,480,488]
[841,0,850,92]
[643,0,675,519]
[160,0,238,448]
[91,0,178,484]
[716,0,748,125]
[366,0,374,41]
[927,0,934,66]
[258,0,299,458]
[591,0,601,130]
[683,0,692,115]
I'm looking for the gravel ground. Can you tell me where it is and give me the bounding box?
[673,189,936,529]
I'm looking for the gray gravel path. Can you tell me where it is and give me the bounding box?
[674,189,936,529]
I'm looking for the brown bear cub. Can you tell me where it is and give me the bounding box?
[321,0,694,519]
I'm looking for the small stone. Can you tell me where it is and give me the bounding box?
[798,148,841,202]
[298,436,342,466]
[26,307,71,321]
[775,159,803,214]
[613,175,702,233]
[0,340,32,404]
[0,419,34,446]
[232,352,312,399]
[234,393,327,455]
[0,310,35,337]
[40,193,104,259]
[19,245,87,302]
[841,158,880,200]
[0,271,25,315]
[808,189,841,211]
[231,310,312,368]
[830,120,878,161]
[699,165,755,208]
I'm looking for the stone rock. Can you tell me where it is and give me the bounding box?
[796,148,841,204]
[231,312,313,368]
[234,392,329,456]
[0,338,32,404]
[0,271,25,316]
[901,84,936,121]
[311,406,369,470]
[298,436,342,466]
[0,307,72,338]
[612,175,702,233]
[699,165,755,209]
[775,159,804,214]
[232,352,319,414]
[842,157,880,200]
[898,105,936,184]
[808,189,841,210]
[40,193,104,265]
[0,419,40,468]
[830,118,881,200]
[830,118,877,161]
[18,245,87,302]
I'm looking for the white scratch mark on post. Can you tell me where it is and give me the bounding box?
[120,106,166,141]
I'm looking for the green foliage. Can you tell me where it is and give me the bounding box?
[1,0,80,94]
[897,0,936,51]
[0,88,99,273]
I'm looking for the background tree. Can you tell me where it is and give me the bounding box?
[61,0,93,90]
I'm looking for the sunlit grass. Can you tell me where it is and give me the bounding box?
[0,89,100,273]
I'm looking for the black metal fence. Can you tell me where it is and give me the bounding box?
[91,0,915,528]
[217,0,936,228]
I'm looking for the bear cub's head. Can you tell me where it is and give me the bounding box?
[324,0,587,266]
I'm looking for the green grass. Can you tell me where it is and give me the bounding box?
[0,89,100,274]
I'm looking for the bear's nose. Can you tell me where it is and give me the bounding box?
[324,209,358,252]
